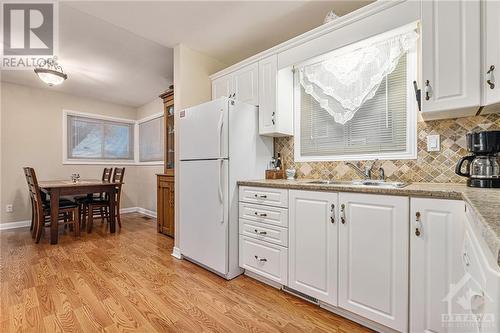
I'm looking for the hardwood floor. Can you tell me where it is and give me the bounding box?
[0,213,373,333]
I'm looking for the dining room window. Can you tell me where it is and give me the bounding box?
[66,113,135,161]
[138,115,164,162]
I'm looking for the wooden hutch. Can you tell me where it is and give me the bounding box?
[157,86,175,237]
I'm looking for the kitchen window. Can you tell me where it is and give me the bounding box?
[294,24,418,162]
[66,113,135,162]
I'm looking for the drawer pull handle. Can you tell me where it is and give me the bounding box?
[254,229,267,235]
[254,194,267,199]
[463,252,471,267]
[487,65,495,89]
[254,212,267,217]
[254,255,267,262]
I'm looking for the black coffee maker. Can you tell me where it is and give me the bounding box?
[455,130,500,188]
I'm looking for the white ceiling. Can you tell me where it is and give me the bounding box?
[1,1,371,107]
[2,4,173,107]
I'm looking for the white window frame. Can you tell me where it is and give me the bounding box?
[293,47,418,162]
[136,112,165,165]
[62,110,164,165]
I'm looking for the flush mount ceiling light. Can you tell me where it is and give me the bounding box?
[34,56,68,86]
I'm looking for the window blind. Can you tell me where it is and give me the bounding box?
[67,115,134,160]
[299,54,407,157]
[139,116,164,162]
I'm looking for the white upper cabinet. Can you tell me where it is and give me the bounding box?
[258,55,293,137]
[410,198,465,333]
[233,63,259,105]
[421,0,481,119]
[338,193,409,332]
[211,75,233,100]
[288,190,338,305]
[211,62,258,105]
[482,0,500,108]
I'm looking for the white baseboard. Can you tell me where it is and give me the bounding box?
[0,220,31,231]
[0,207,157,231]
[171,246,182,259]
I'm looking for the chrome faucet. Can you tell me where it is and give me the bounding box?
[346,159,378,180]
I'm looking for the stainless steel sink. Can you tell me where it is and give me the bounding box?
[351,180,407,188]
[307,180,354,185]
[307,179,407,188]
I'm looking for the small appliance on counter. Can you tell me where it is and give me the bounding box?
[455,130,500,188]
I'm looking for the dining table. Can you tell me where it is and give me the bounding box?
[39,179,121,245]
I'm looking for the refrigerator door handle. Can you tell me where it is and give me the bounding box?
[218,159,224,224]
[217,110,224,157]
[218,159,224,203]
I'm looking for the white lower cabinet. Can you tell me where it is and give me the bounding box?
[239,235,288,285]
[288,190,338,305]
[338,193,409,332]
[410,198,466,333]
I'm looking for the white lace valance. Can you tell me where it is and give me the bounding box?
[299,24,419,124]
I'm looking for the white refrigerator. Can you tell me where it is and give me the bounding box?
[179,97,273,279]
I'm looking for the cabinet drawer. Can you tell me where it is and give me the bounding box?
[239,219,288,247]
[239,202,288,227]
[239,186,288,207]
[239,236,288,285]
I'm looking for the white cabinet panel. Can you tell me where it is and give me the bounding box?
[239,186,288,208]
[288,190,338,305]
[338,193,408,332]
[212,75,233,100]
[258,54,293,137]
[233,63,259,105]
[410,198,466,333]
[239,202,288,228]
[421,0,480,119]
[482,0,500,107]
[239,235,288,285]
[239,219,288,247]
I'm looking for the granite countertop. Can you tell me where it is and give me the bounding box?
[238,179,500,268]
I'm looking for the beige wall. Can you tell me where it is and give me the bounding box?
[173,44,226,248]
[136,97,164,213]
[0,82,161,224]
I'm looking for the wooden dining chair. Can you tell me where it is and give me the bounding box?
[76,167,113,228]
[87,167,125,232]
[24,167,80,243]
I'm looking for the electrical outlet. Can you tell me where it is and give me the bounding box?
[426,134,440,152]
[6,204,13,213]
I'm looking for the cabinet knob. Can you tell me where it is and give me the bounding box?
[487,65,495,89]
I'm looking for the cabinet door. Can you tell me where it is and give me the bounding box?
[289,190,338,305]
[338,193,409,332]
[258,55,278,135]
[410,198,465,333]
[421,0,480,118]
[212,74,233,100]
[483,0,500,106]
[233,63,258,105]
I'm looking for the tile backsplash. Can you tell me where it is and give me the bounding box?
[274,113,500,183]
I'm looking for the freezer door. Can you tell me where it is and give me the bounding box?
[179,98,229,160]
[179,159,228,275]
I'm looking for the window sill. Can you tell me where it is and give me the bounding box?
[62,160,165,166]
